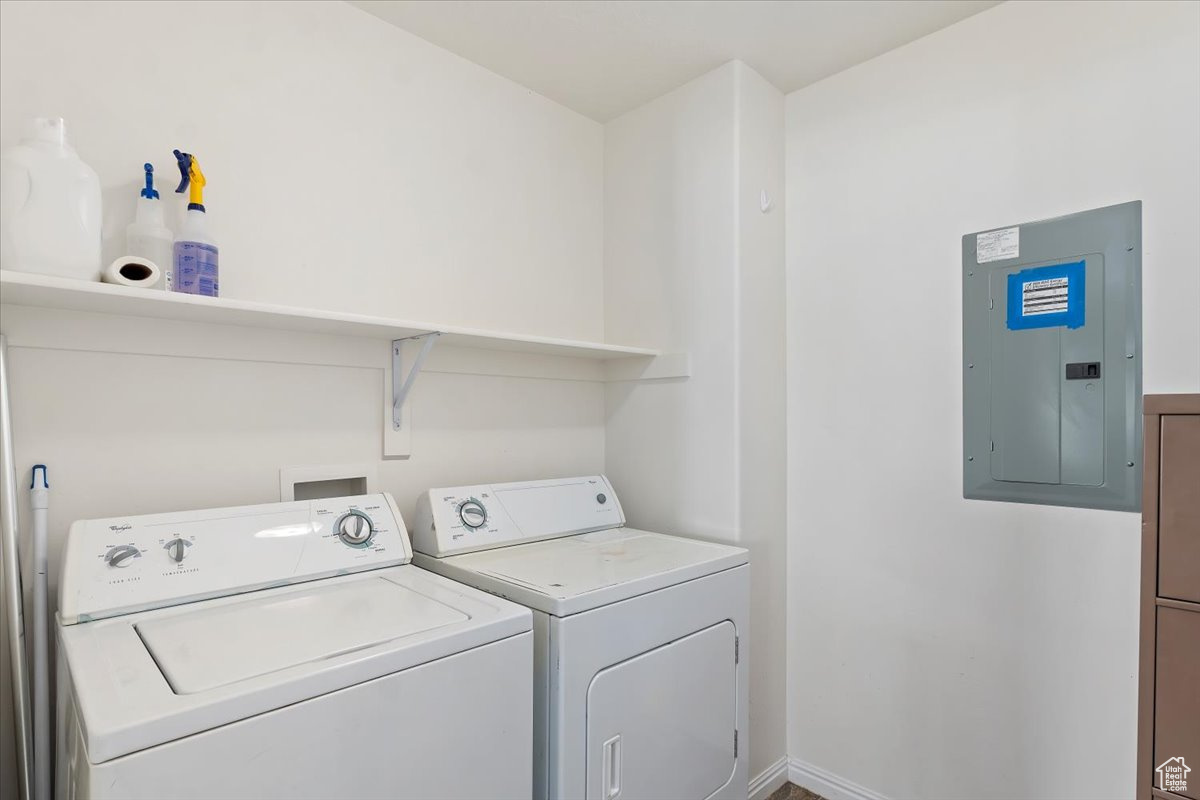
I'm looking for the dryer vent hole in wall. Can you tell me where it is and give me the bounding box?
[293,477,367,501]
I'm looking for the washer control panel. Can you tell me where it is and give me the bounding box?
[412,475,625,558]
[59,494,410,624]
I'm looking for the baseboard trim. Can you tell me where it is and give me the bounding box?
[749,755,791,800]
[788,757,889,800]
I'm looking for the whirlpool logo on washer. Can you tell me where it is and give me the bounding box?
[1157,757,1191,794]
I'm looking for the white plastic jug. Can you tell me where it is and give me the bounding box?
[0,118,102,281]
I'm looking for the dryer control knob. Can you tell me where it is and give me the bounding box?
[105,544,141,568]
[336,511,374,546]
[165,538,191,564]
[458,499,487,529]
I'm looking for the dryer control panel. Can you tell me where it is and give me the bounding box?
[413,475,625,557]
[59,494,411,624]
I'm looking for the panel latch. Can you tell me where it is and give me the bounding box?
[1065,361,1101,380]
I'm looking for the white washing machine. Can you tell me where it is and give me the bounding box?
[411,476,749,800]
[55,493,533,799]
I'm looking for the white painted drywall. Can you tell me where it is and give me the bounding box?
[604,60,788,784]
[735,63,789,794]
[1,309,607,548]
[0,0,603,341]
[785,2,1200,798]
[605,63,739,540]
[0,2,606,795]
[0,312,607,800]
[352,0,998,121]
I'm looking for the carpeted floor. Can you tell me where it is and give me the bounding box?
[767,782,828,800]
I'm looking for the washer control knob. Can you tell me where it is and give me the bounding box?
[164,538,191,564]
[105,545,141,568]
[458,499,488,529]
[336,511,374,546]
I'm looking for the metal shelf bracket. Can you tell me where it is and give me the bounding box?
[392,332,440,430]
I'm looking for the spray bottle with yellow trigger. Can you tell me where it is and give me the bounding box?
[172,149,218,296]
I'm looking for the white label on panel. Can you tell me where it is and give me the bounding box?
[1022,277,1069,315]
[977,227,1020,263]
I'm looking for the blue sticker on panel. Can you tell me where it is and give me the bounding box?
[1006,260,1086,330]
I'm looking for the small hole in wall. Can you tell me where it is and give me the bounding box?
[293,477,367,501]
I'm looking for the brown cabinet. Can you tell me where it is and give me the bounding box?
[1139,395,1200,800]
[1155,607,1200,800]
[1159,414,1200,604]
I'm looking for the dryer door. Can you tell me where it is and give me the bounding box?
[585,621,737,800]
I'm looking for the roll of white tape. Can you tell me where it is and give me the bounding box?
[102,256,163,290]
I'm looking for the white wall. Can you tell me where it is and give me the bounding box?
[0,2,607,796]
[1,310,607,565]
[785,2,1200,799]
[0,0,603,340]
[735,64,789,795]
[605,64,739,540]
[604,60,788,787]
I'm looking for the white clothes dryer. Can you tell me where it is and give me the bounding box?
[412,476,749,800]
[55,494,532,799]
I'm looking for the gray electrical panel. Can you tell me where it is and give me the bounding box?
[962,202,1142,511]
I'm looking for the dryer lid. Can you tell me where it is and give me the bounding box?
[137,576,467,694]
[433,528,748,616]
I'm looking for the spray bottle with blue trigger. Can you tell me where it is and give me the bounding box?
[172,149,218,296]
[125,163,173,290]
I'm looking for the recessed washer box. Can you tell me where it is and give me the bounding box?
[962,202,1142,511]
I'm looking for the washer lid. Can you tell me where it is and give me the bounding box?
[421,528,748,616]
[59,566,531,764]
[138,577,467,694]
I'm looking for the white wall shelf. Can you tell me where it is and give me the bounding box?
[1,269,687,458]
[0,270,661,360]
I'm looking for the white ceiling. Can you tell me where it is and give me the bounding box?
[350,0,999,121]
